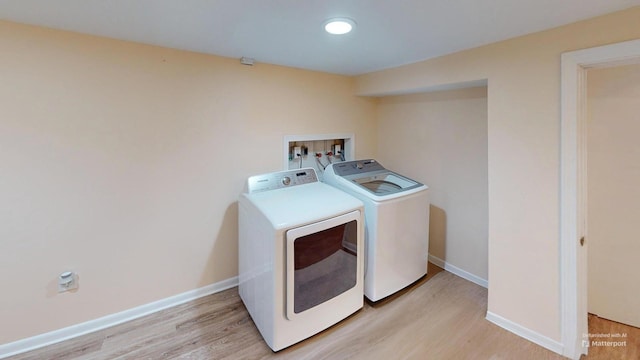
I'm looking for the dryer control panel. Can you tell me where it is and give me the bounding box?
[247,168,318,193]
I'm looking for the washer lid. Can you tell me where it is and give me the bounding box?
[353,172,422,196]
[241,182,363,229]
[323,159,428,201]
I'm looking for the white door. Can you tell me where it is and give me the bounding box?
[586,64,640,328]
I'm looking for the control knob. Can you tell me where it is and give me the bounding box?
[282,176,291,186]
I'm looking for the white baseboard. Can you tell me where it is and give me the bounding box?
[486,311,564,355]
[0,276,239,359]
[428,254,488,288]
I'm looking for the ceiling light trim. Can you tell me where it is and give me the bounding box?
[323,17,356,35]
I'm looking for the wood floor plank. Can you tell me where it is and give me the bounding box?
[6,264,577,360]
[9,331,105,360]
[582,313,640,360]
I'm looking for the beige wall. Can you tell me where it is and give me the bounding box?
[357,6,640,341]
[587,64,640,328]
[4,5,640,348]
[376,87,488,280]
[0,21,377,344]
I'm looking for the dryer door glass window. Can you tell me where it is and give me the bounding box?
[288,219,358,314]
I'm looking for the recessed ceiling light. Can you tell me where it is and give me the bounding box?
[324,18,356,35]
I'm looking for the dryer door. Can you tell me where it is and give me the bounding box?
[285,210,360,319]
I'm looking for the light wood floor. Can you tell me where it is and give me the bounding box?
[8,263,568,360]
[581,314,640,360]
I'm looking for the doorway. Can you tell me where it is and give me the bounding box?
[586,64,640,329]
[560,39,640,359]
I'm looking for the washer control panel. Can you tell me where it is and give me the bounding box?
[331,159,386,176]
[247,168,318,193]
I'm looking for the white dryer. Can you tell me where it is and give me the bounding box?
[238,168,364,351]
[323,159,429,302]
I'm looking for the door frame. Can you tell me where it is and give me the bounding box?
[560,38,640,359]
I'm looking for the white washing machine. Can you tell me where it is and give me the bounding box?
[323,159,430,302]
[238,168,364,351]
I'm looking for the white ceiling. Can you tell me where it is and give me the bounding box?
[1,1,639,75]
